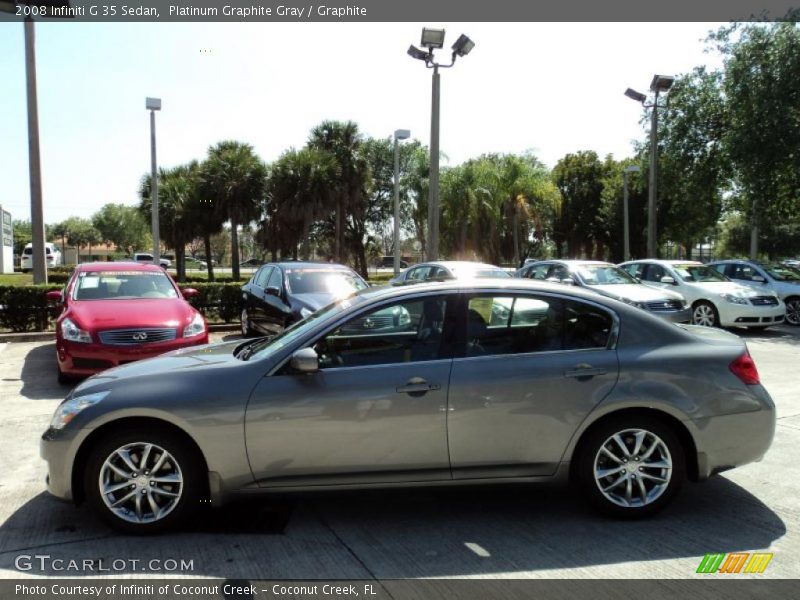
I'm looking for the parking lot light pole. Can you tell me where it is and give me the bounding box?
[623,165,641,262]
[408,29,474,260]
[625,75,674,258]
[146,97,161,266]
[393,129,411,275]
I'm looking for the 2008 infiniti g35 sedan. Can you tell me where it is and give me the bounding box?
[41,279,775,533]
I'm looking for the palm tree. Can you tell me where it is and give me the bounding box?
[200,141,267,281]
[308,121,366,264]
[139,163,201,282]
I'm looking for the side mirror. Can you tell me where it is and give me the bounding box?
[181,288,199,299]
[266,286,281,297]
[46,290,63,303]
[546,277,561,284]
[752,275,766,283]
[290,347,319,373]
[660,276,677,285]
[561,278,575,286]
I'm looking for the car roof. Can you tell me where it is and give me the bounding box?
[414,261,503,269]
[539,259,613,267]
[361,277,614,303]
[622,259,704,266]
[75,261,164,273]
[268,261,355,270]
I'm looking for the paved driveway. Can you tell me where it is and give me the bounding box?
[0,327,798,579]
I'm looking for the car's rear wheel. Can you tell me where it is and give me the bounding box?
[84,427,202,533]
[692,301,719,327]
[241,307,254,337]
[578,417,685,518]
[785,297,800,326]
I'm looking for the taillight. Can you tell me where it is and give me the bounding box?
[730,350,760,385]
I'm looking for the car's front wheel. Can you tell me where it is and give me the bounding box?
[578,417,685,518]
[785,297,800,326]
[692,301,719,327]
[241,307,254,337]
[84,426,202,533]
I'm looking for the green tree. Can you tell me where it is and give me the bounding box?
[200,141,268,280]
[58,217,101,263]
[92,203,150,258]
[552,151,607,258]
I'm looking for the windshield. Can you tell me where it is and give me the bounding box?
[576,265,637,285]
[73,271,179,300]
[243,294,365,361]
[285,269,369,296]
[672,264,728,283]
[763,264,800,282]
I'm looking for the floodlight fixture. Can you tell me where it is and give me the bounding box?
[394,129,411,140]
[421,27,445,49]
[650,74,675,93]
[407,45,429,61]
[625,165,641,173]
[624,88,647,103]
[451,34,475,57]
[146,97,161,111]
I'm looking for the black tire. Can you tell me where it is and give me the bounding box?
[577,416,685,518]
[241,307,254,338]
[83,426,203,534]
[691,300,719,328]
[784,297,800,326]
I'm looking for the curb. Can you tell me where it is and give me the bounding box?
[0,323,240,344]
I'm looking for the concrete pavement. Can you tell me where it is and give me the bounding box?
[0,327,798,580]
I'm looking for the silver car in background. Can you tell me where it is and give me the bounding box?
[389,260,511,285]
[41,280,774,533]
[619,260,784,329]
[517,260,691,323]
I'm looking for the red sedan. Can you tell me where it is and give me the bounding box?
[49,262,208,383]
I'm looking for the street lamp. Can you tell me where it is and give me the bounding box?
[146,97,161,266]
[625,74,674,258]
[393,129,411,275]
[623,165,641,262]
[408,28,475,260]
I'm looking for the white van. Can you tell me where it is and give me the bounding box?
[20,242,61,271]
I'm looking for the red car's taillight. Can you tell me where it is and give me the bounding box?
[730,350,760,385]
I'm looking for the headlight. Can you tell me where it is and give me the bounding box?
[61,318,92,343]
[721,293,749,305]
[49,391,109,430]
[183,312,206,338]
[622,298,645,309]
[300,307,314,319]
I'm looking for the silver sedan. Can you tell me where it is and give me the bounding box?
[41,279,775,533]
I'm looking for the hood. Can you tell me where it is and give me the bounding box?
[589,283,684,303]
[290,292,336,313]
[68,298,197,330]
[685,281,771,297]
[73,339,243,393]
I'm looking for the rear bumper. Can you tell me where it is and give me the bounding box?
[690,387,776,480]
[57,334,208,377]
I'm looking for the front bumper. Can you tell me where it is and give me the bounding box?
[648,307,692,324]
[40,426,89,502]
[717,302,785,327]
[690,386,776,480]
[57,334,208,377]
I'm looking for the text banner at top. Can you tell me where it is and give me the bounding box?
[0,0,799,22]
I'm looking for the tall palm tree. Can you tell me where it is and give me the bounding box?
[308,121,366,264]
[200,141,267,280]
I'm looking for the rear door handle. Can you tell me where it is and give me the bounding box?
[564,365,607,379]
[397,377,441,395]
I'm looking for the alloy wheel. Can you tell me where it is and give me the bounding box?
[241,308,250,336]
[786,299,800,326]
[593,428,672,508]
[98,442,183,524]
[692,303,716,327]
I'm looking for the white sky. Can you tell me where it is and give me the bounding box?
[0,22,724,224]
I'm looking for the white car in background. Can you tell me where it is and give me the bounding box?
[131,252,171,269]
[708,259,800,326]
[619,260,784,330]
[20,242,61,271]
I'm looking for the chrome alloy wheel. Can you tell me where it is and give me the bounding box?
[593,429,672,508]
[785,299,800,326]
[99,442,183,524]
[692,303,716,327]
[241,308,250,336]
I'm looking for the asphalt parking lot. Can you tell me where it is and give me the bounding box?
[0,327,798,580]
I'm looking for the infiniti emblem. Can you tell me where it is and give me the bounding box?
[132,332,148,341]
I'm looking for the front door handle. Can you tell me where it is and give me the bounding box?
[564,364,607,379]
[396,377,441,396]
